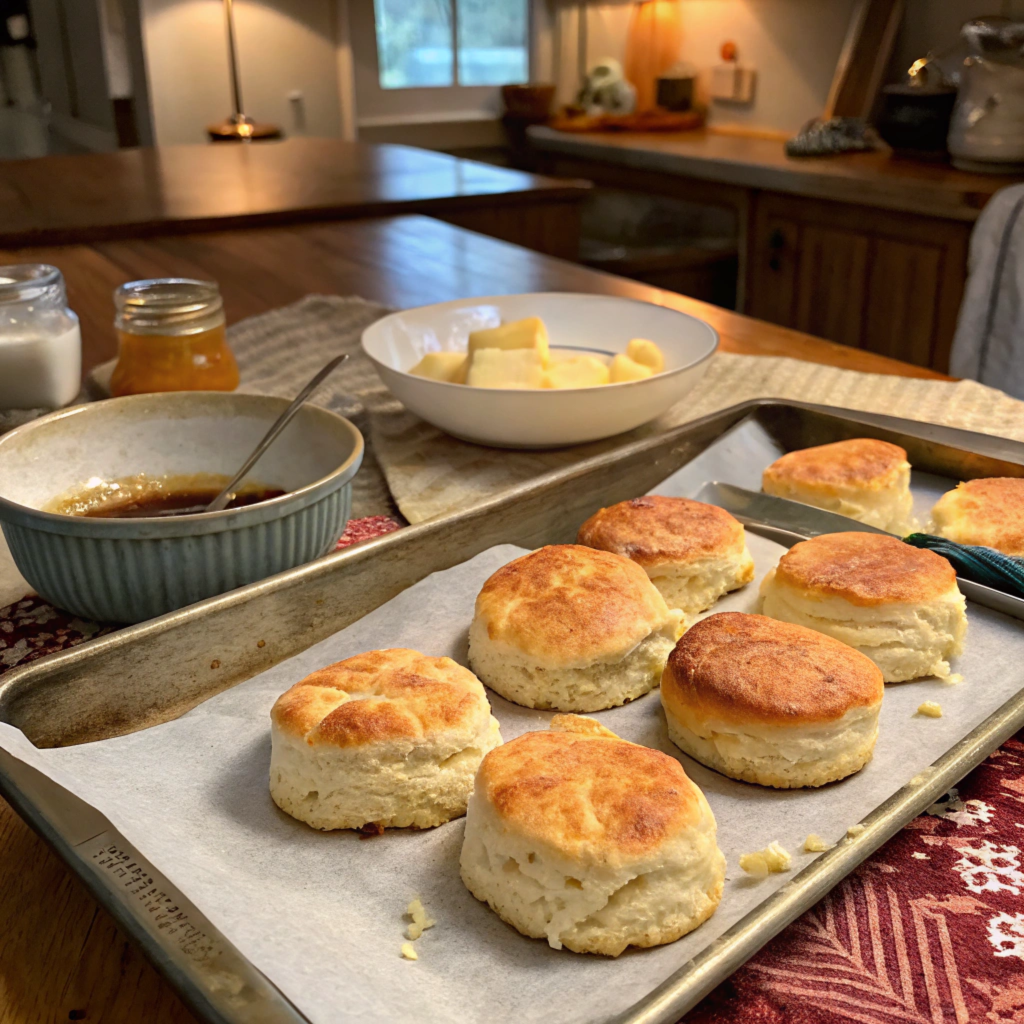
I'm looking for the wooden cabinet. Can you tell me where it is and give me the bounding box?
[746,193,971,373]
[531,129,1012,375]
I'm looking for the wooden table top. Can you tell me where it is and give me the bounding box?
[1,214,947,381]
[0,214,948,1024]
[529,125,1023,222]
[0,137,589,248]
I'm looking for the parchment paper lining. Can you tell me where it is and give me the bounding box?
[0,424,1020,1024]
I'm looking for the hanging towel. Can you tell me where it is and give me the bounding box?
[950,182,1024,398]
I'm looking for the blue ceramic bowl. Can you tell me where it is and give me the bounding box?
[0,392,363,623]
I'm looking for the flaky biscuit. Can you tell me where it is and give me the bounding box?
[662,612,883,788]
[459,715,725,955]
[577,496,755,614]
[270,648,501,829]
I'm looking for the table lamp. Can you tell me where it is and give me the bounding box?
[624,0,684,112]
[207,0,281,141]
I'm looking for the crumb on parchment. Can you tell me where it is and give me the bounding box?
[803,834,832,853]
[400,943,418,961]
[405,897,436,940]
[917,701,943,718]
[739,841,791,878]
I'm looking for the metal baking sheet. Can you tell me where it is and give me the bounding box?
[1,401,1023,1024]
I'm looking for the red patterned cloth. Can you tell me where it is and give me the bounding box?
[691,736,1024,1023]
[2,512,1022,1022]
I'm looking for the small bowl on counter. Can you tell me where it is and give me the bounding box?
[0,392,363,623]
[361,292,719,448]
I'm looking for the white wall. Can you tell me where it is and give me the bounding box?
[548,0,1024,137]
[676,0,860,134]
[140,0,343,146]
[549,0,858,135]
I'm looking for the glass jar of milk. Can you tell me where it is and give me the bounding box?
[0,264,81,410]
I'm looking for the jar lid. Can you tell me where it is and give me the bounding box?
[0,264,64,304]
[115,278,224,335]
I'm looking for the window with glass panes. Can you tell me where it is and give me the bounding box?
[373,0,529,90]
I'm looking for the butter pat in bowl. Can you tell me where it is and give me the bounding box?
[0,392,363,623]
[361,293,718,448]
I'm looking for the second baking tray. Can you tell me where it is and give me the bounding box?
[2,400,1024,1024]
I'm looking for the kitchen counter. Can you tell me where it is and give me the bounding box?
[529,126,1024,373]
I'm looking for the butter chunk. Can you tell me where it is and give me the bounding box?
[468,317,549,363]
[917,701,943,718]
[610,353,654,383]
[400,943,418,960]
[739,840,791,878]
[409,351,468,383]
[545,355,610,389]
[626,338,665,373]
[405,898,436,941]
[804,834,832,853]
[467,348,546,389]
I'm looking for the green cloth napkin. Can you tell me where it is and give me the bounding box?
[903,533,1024,598]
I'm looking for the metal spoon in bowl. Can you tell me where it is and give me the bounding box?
[156,352,350,517]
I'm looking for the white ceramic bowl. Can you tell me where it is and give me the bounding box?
[361,292,718,447]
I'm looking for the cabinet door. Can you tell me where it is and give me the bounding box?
[747,192,970,372]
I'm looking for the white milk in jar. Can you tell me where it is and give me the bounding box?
[0,264,81,410]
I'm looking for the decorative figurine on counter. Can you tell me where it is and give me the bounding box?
[576,58,637,116]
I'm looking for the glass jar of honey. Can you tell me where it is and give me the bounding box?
[110,279,240,397]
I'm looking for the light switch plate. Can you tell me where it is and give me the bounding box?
[711,65,756,104]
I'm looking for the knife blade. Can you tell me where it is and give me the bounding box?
[695,481,1024,624]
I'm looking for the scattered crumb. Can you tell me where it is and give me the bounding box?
[917,701,943,718]
[400,943,418,961]
[803,834,832,853]
[739,841,791,878]
[945,673,963,685]
[847,824,866,838]
[210,659,221,669]
[405,897,436,940]
[912,852,930,860]
[257,639,266,649]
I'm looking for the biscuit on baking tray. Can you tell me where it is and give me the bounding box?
[662,612,884,788]
[762,438,913,534]
[759,532,966,682]
[459,714,725,956]
[576,496,755,615]
[931,477,1024,556]
[269,648,502,830]
[467,544,684,712]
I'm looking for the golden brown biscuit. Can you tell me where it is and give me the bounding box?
[762,438,912,533]
[662,612,884,787]
[270,649,501,830]
[459,714,725,955]
[577,496,755,614]
[931,477,1024,556]
[468,545,682,711]
[760,532,966,682]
